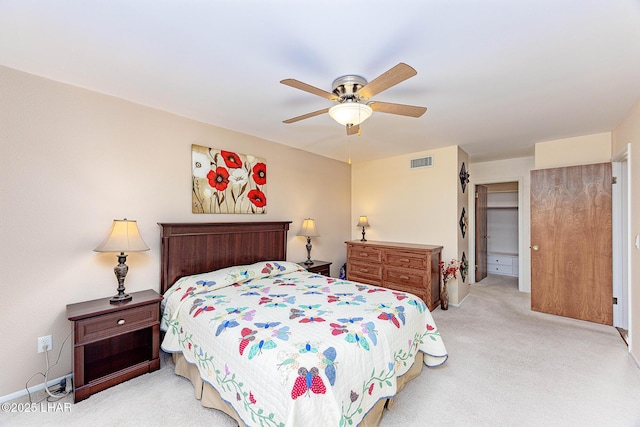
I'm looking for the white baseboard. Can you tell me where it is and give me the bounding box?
[0,373,72,404]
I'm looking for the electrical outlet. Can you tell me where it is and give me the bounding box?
[37,335,52,353]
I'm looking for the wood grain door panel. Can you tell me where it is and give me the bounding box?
[530,163,612,325]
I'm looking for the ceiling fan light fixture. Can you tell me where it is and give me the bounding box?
[328,102,373,126]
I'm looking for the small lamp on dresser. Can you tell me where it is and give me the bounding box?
[94,219,150,303]
[297,218,320,266]
[357,216,370,242]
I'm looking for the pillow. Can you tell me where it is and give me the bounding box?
[164,260,304,297]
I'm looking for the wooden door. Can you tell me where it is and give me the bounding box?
[475,185,488,282]
[530,163,612,325]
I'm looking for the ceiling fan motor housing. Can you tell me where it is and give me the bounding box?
[332,75,368,102]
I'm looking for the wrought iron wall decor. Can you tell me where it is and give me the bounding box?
[460,252,468,282]
[459,207,467,238]
[459,162,470,193]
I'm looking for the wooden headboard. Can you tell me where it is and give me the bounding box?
[158,221,291,294]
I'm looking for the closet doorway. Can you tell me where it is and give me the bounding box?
[475,182,519,283]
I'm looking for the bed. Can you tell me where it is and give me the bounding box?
[158,221,448,426]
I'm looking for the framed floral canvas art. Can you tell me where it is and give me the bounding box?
[191,144,267,214]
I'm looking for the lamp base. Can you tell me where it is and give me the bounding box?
[360,226,367,242]
[110,252,132,304]
[304,236,314,266]
[110,293,132,304]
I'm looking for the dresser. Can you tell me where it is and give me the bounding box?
[487,252,518,276]
[346,240,443,311]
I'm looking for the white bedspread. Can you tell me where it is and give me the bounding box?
[161,261,447,427]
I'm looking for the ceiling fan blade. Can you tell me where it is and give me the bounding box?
[280,79,338,100]
[370,101,427,118]
[283,108,330,124]
[346,124,360,136]
[357,63,417,99]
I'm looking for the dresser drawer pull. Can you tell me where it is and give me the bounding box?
[117,319,126,326]
[399,275,410,280]
[359,268,369,273]
[359,253,369,257]
[399,258,410,263]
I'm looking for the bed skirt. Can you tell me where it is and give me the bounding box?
[172,351,424,426]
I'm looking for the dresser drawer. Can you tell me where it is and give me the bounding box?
[385,250,426,269]
[347,245,382,263]
[384,267,425,289]
[488,263,513,275]
[488,255,513,266]
[75,304,159,344]
[347,261,382,284]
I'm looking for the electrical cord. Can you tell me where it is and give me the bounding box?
[25,330,72,403]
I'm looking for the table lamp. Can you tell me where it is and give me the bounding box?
[357,216,370,241]
[94,219,150,303]
[297,218,320,266]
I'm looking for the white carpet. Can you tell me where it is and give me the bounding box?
[3,275,640,426]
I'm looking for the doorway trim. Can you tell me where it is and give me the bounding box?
[469,176,527,293]
[612,146,630,330]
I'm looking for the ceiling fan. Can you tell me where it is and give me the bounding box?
[281,63,427,136]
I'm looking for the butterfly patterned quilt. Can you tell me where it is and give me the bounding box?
[161,261,448,427]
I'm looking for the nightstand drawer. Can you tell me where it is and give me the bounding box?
[347,245,382,263]
[75,304,159,344]
[310,265,330,276]
[301,260,332,276]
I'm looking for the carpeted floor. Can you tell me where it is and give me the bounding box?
[3,275,640,426]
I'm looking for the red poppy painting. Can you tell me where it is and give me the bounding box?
[192,144,267,214]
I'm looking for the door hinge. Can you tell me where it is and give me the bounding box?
[612,176,617,184]
[613,297,618,305]
[475,192,478,198]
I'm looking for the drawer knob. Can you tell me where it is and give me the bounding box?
[360,253,368,257]
[117,319,126,325]
[399,275,409,280]
[360,268,369,273]
[399,258,410,263]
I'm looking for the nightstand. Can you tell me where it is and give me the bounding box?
[300,260,332,276]
[66,289,162,402]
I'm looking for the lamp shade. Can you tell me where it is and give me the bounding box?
[356,216,370,228]
[328,103,373,126]
[94,219,150,253]
[297,218,320,237]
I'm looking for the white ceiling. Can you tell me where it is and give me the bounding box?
[2,1,640,164]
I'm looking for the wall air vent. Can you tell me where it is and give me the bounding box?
[410,156,433,169]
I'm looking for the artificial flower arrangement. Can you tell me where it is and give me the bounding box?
[440,259,462,284]
[439,258,462,310]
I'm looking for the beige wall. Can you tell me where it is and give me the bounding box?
[469,156,535,293]
[0,66,351,398]
[535,132,612,169]
[351,145,469,304]
[612,96,640,367]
